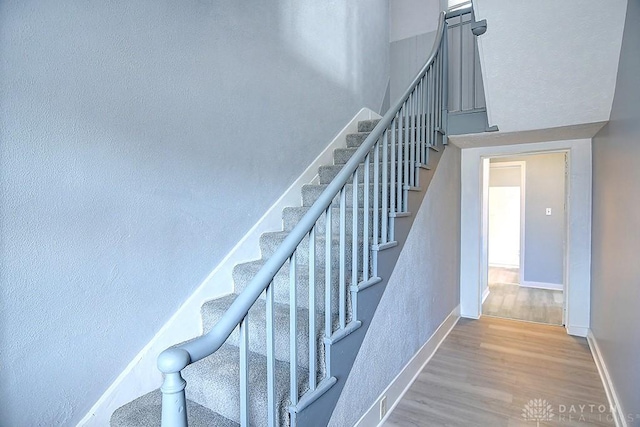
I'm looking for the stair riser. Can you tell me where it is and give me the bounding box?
[319,162,396,185]
[233,261,344,311]
[259,233,367,268]
[183,346,301,427]
[301,183,387,208]
[347,131,432,149]
[357,119,381,132]
[333,145,391,165]
[334,145,424,166]
[201,299,327,371]
[282,207,376,234]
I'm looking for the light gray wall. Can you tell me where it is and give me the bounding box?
[390,31,438,104]
[591,0,640,419]
[0,1,389,425]
[491,153,565,285]
[328,145,461,427]
[390,0,441,43]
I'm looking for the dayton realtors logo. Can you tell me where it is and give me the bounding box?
[522,399,555,426]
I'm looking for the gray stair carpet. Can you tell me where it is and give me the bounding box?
[111,119,390,426]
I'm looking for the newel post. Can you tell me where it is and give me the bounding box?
[157,348,191,427]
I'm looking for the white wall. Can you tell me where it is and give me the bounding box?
[474,0,627,132]
[0,1,389,425]
[458,139,591,337]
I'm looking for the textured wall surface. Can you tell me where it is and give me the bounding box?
[492,153,566,285]
[328,145,461,427]
[591,0,640,419]
[474,0,627,132]
[0,1,389,425]
[390,31,437,104]
[390,0,440,42]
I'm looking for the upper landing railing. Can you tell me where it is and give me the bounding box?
[155,6,482,426]
[446,5,487,114]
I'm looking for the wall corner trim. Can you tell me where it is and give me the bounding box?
[587,330,628,427]
[354,305,461,427]
[76,107,382,427]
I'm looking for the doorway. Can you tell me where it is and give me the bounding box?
[481,154,566,326]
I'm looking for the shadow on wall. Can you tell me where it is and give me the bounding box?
[0,0,389,425]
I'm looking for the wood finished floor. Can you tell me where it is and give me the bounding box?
[384,316,613,427]
[483,267,564,326]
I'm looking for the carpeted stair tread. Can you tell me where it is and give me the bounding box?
[281,205,375,233]
[201,294,327,369]
[301,182,387,208]
[318,162,395,185]
[233,259,342,310]
[357,119,381,132]
[346,132,371,147]
[333,145,399,165]
[110,389,238,427]
[182,344,308,427]
[259,230,365,267]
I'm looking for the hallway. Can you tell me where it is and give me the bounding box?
[384,316,612,426]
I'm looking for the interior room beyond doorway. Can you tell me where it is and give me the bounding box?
[481,153,566,326]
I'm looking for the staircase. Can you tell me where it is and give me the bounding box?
[110,7,458,427]
[111,117,444,426]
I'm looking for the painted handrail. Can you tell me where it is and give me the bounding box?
[158,10,450,427]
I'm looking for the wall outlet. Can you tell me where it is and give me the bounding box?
[380,396,387,420]
[546,208,552,215]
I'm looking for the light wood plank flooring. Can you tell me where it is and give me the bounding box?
[385,316,613,426]
[483,267,563,325]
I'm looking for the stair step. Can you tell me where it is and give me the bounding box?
[346,132,371,148]
[110,390,238,427]
[319,162,396,185]
[301,183,388,208]
[182,344,308,427]
[202,294,329,370]
[233,259,342,310]
[333,144,429,165]
[282,206,375,233]
[357,119,381,132]
[259,230,365,267]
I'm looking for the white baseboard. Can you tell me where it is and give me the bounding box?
[520,280,563,291]
[355,305,460,427]
[587,330,627,427]
[482,286,490,303]
[566,325,589,337]
[77,108,382,427]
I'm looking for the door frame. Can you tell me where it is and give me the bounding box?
[459,138,592,337]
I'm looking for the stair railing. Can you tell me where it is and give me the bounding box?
[446,5,485,113]
[157,10,449,427]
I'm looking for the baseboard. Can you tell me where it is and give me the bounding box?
[587,330,627,427]
[566,325,589,337]
[77,108,382,427]
[354,305,460,427]
[520,280,563,291]
[482,286,490,303]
